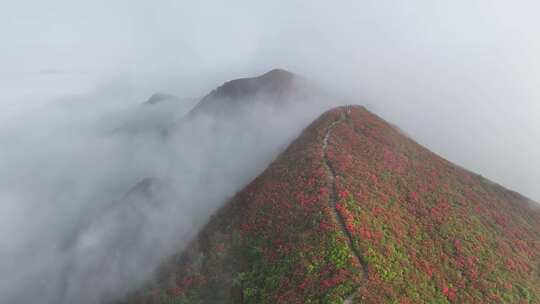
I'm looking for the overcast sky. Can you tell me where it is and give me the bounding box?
[1,0,539,201]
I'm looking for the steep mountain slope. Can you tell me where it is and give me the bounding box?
[122,106,540,304]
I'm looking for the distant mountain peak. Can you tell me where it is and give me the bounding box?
[258,68,295,81]
[144,93,180,105]
[188,69,330,117]
[208,68,296,99]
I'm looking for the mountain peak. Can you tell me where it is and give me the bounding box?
[124,105,540,303]
[188,69,306,116]
[208,68,296,99]
[258,68,295,81]
[144,93,179,105]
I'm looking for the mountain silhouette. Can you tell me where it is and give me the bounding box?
[116,70,540,304]
[120,99,539,303]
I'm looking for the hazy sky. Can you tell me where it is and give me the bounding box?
[1,2,539,195]
[0,2,539,303]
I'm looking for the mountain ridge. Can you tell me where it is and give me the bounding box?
[322,108,368,303]
[187,69,339,118]
[121,104,540,303]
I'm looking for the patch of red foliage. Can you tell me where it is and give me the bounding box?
[122,106,540,304]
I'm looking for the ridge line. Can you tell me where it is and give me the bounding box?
[322,107,368,303]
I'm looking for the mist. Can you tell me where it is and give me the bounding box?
[1,1,539,303]
[0,76,342,303]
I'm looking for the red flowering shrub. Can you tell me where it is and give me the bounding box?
[122,106,540,304]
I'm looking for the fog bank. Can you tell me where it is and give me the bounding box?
[1,1,539,303]
[0,77,343,303]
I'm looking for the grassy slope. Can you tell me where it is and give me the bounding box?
[122,106,540,304]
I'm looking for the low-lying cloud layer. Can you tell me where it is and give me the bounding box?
[0,79,344,303]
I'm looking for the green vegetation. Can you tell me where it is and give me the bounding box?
[122,106,540,304]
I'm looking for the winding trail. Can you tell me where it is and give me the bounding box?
[322,108,368,303]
